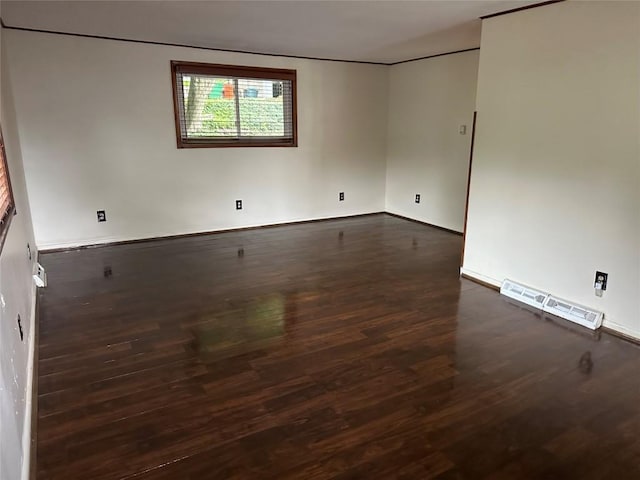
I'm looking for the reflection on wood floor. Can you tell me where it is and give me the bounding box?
[36,214,640,479]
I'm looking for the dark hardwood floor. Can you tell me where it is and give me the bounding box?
[36,214,640,479]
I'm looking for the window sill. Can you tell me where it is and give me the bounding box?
[177,140,298,149]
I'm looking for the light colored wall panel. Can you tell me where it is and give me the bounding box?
[463,1,640,338]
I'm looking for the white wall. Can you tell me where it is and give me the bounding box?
[0,30,38,480]
[4,30,389,249]
[385,51,479,232]
[463,1,640,338]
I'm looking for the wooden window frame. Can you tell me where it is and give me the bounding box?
[170,61,298,148]
[0,125,16,254]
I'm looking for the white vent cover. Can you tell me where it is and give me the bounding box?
[543,296,603,330]
[500,279,548,309]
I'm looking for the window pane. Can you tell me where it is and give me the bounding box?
[0,140,11,218]
[182,75,237,138]
[0,127,15,253]
[238,79,286,138]
[172,62,297,147]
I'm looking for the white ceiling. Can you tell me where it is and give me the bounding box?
[1,0,539,64]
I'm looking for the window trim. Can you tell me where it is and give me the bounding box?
[170,61,298,149]
[0,125,16,255]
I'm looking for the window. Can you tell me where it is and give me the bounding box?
[0,125,16,252]
[171,61,297,148]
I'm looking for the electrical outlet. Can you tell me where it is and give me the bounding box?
[595,271,608,297]
[34,263,47,288]
[97,210,106,222]
[459,125,467,135]
[236,200,243,210]
[415,194,421,204]
[27,243,32,260]
[237,248,244,257]
[339,192,344,201]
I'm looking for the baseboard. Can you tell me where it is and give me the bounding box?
[38,211,469,253]
[384,212,463,236]
[602,321,640,344]
[39,212,386,253]
[460,267,640,343]
[459,267,501,291]
[21,283,38,480]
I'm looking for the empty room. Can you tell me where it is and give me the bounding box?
[1,0,639,478]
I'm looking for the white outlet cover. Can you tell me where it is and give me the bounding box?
[34,262,47,287]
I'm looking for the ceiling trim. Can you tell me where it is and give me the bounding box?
[0,19,480,66]
[389,47,479,66]
[480,0,564,20]
[0,19,386,65]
